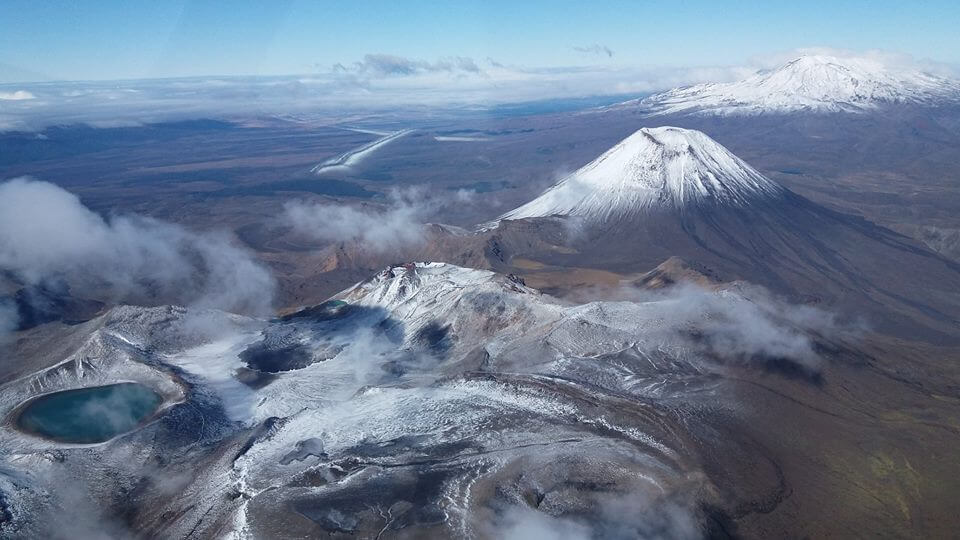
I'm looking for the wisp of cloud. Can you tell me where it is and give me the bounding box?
[281,188,444,253]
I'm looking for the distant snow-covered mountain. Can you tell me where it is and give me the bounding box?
[619,55,960,116]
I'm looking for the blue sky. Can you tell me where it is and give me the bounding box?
[2,0,959,82]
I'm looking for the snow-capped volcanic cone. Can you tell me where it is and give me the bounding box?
[488,126,960,341]
[499,127,784,222]
[625,55,960,116]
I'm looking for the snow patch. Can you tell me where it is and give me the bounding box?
[311,129,413,174]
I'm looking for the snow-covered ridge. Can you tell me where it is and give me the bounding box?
[497,126,784,222]
[629,55,960,116]
[339,262,538,312]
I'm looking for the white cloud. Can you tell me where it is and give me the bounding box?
[0,177,275,316]
[493,486,704,540]
[281,189,431,253]
[498,506,592,540]
[567,281,841,377]
[652,284,832,370]
[0,90,34,100]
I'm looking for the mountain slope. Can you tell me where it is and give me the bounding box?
[491,127,960,342]
[623,55,960,116]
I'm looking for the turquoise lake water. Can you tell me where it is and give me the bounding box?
[17,383,163,444]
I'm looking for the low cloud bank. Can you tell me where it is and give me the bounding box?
[3,48,953,131]
[0,177,275,318]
